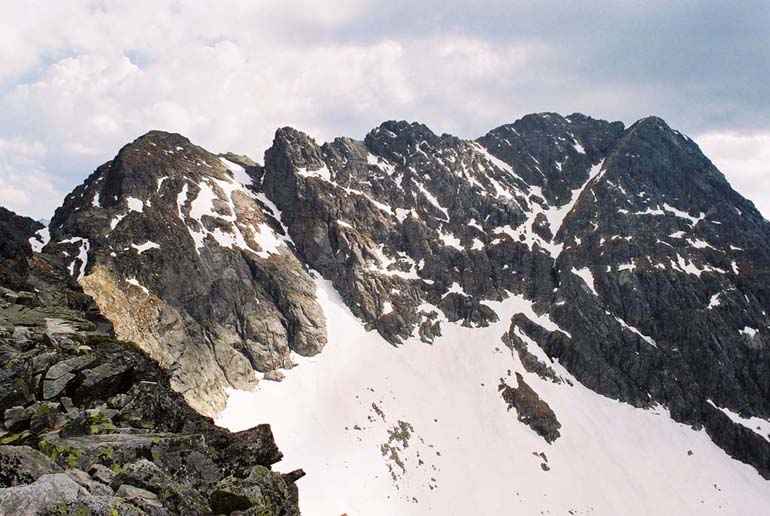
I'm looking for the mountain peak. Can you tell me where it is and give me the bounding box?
[366,120,438,145]
[127,130,194,152]
[622,115,683,145]
[14,114,770,514]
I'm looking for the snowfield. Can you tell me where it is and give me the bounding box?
[218,277,770,515]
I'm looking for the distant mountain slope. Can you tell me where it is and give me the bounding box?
[261,114,770,478]
[220,275,770,515]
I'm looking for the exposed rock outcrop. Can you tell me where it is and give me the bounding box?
[258,113,770,477]
[499,373,561,443]
[0,283,302,515]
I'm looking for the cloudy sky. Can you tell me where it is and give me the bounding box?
[1,0,768,220]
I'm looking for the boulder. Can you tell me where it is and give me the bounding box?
[3,406,32,432]
[89,463,116,485]
[65,467,114,496]
[0,473,87,516]
[14,292,38,307]
[42,371,75,400]
[29,401,59,433]
[112,459,211,514]
[0,445,63,487]
[115,483,166,514]
[210,465,299,516]
[263,370,285,382]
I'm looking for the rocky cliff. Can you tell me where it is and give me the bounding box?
[42,132,326,415]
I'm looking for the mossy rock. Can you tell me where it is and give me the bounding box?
[209,465,296,515]
[0,445,63,487]
[1,430,34,445]
[112,459,212,514]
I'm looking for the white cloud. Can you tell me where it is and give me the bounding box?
[0,137,62,220]
[0,1,767,218]
[696,131,770,218]
[0,6,543,219]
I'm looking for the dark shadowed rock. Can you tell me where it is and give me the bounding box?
[499,373,561,443]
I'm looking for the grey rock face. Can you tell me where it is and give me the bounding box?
[209,465,301,516]
[0,474,89,516]
[42,131,326,416]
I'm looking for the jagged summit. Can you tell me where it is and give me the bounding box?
[366,119,440,144]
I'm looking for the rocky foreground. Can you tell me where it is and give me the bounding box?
[0,208,302,515]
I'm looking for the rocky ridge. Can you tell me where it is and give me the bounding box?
[30,112,770,482]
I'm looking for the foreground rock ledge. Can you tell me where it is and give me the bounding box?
[0,286,303,515]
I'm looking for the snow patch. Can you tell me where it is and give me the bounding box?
[296,164,332,182]
[109,213,127,231]
[572,267,598,296]
[60,237,90,279]
[537,160,605,257]
[438,231,463,251]
[688,238,714,250]
[395,208,416,223]
[472,142,515,175]
[131,241,161,254]
[126,196,144,213]
[609,312,657,348]
[707,400,770,442]
[416,182,450,221]
[126,277,149,295]
[443,282,466,298]
[367,153,397,176]
[251,223,284,258]
[739,326,758,338]
[29,227,50,253]
[220,157,253,186]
